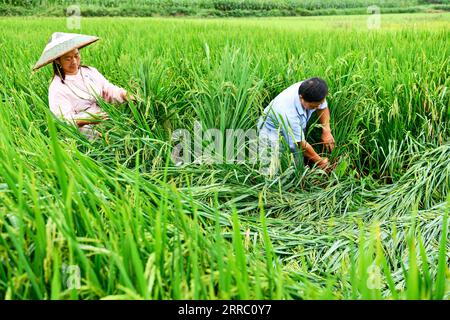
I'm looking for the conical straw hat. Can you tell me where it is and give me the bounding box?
[33,32,99,71]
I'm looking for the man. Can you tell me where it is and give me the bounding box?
[258,77,335,172]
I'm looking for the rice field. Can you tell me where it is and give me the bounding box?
[0,13,449,300]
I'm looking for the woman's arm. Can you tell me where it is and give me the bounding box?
[49,93,105,127]
[90,67,131,103]
[74,118,102,127]
[72,112,109,127]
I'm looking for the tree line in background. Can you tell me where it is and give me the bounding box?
[1,0,449,17]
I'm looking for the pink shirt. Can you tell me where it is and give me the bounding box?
[48,66,127,124]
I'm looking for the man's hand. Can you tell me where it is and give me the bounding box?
[300,141,333,173]
[317,157,329,170]
[321,129,335,152]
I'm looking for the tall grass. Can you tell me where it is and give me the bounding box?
[0,14,449,299]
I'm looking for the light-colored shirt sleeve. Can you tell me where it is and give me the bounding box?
[91,67,127,104]
[49,89,100,124]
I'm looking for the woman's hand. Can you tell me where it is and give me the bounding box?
[119,91,137,102]
[102,89,136,104]
[101,89,111,102]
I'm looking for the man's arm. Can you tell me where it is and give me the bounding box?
[298,140,329,169]
[316,107,335,152]
[316,107,331,131]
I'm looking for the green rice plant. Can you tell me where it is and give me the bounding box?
[0,13,449,300]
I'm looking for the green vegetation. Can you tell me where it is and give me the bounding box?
[0,13,449,299]
[1,0,449,17]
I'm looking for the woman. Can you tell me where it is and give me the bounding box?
[34,32,133,139]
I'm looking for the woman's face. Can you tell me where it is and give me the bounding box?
[57,49,80,75]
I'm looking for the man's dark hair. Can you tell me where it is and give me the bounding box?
[298,77,328,102]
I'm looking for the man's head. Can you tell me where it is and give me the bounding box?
[298,77,328,110]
